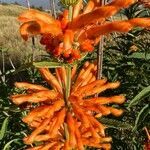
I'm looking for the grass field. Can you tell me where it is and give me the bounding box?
[0,4,44,68]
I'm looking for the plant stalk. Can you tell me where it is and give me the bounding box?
[2,50,5,83]
[97,36,104,79]
[50,0,57,19]
[69,5,73,21]
[64,66,72,110]
[25,0,30,9]
[25,0,36,83]
[97,0,106,80]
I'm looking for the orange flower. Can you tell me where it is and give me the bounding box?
[11,62,126,149]
[18,0,150,62]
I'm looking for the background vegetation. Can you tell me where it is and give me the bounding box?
[0,4,45,68]
[0,2,149,150]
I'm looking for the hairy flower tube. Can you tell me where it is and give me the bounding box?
[18,0,150,62]
[11,62,126,150]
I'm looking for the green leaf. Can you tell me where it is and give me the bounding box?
[33,61,63,68]
[99,117,133,130]
[0,117,9,140]
[13,62,33,75]
[128,53,150,59]
[3,139,19,150]
[128,86,150,108]
[132,104,150,132]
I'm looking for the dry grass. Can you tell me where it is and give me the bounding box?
[0,4,27,16]
[0,4,45,68]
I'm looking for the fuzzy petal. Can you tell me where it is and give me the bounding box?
[18,9,56,24]
[68,0,135,30]
[78,18,150,42]
[20,20,62,41]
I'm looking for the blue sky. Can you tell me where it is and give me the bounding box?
[1,0,59,9]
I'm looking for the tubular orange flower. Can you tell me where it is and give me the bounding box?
[11,62,126,149]
[18,0,150,62]
[78,18,150,42]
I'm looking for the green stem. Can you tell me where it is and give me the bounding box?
[63,66,72,143]
[63,66,72,110]
[64,122,69,140]
[66,66,71,98]
[68,5,73,21]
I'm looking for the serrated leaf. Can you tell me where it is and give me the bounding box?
[99,117,133,130]
[128,86,150,108]
[0,117,9,140]
[132,104,150,132]
[33,61,63,68]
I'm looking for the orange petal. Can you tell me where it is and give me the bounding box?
[83,0,95,14]
[18,9,56,25]
[63,30,74,50]
[74,120,84,150]
[71,65,77,79]
[64,141,70,150]
[73,63,95,91]
[10,90,58,105]
[68,0,134,30]
[33,134,51,142]
[59,10,69,29]
[80,39,94,52]
[14,82,48,91]
[26,146,43,150]
[88,115,106,136]
[49,108,66,137]
[73,104,91,128]
[22,105,50,124]
[84,95,125,105]
[73,79,107,96]
[73,0,83,18]
[78,18,150,42]
[24,118,50,144]
[83,81,120,97]
[39,68,62,93]
[109,0,135,8]
[45,100,65,117]
[20,20,62,40]
[129,18,150,28]
[91,0,102,7]
[38,142,57,150]
[108,107,124,117]
[67,112,76,147]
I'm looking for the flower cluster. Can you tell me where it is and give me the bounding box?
[18,0,150,62]
[11,62,125,149]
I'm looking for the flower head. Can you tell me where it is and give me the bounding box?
[11,62,125,149]
[18,0,150,62]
